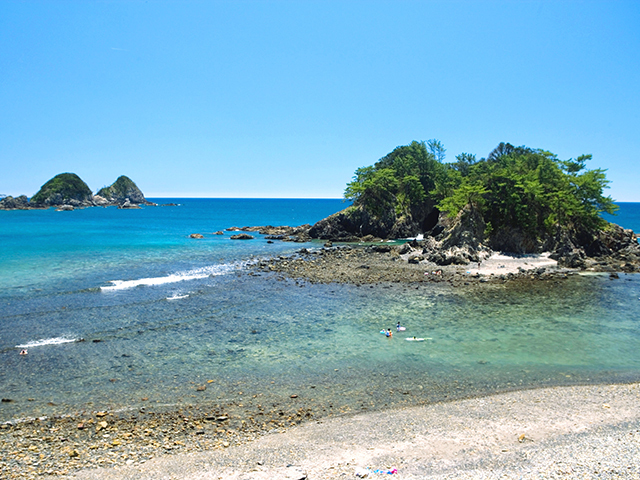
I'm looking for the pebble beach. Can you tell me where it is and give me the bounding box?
[32,382,640,480]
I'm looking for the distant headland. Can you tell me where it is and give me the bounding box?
[0,173,154,211]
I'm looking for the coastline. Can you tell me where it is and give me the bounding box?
[52,382,640,479]
[250,243,579,286]
[3,239,639,479]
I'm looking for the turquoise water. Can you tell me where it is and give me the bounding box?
[1,200,639,421]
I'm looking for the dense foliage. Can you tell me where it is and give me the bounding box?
[30,173,93,204]
[345,141,617,240]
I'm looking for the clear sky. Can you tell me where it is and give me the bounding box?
[1,1,638,200]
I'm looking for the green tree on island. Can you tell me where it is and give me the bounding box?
[344,140,617,249]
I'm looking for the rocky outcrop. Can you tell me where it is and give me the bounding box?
[228,225,312,243]
[548,223,640,269]
[307,205,431,241]
[96,176,153,206]
[422,203,491,265]
[30,173,94,207]
[0,195,31,210]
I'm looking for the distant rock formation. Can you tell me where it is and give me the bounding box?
[96,176,153,206]
[30,173,94,207]
[1,173,154,210]
[0,195,31,210]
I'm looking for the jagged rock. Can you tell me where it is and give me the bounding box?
[55,205,75,211]
[308,205,421,241]
[423,203,490,265]
[118,198,142,209]
[441,203,485,250]
[190,233,204,239]
[0,195,30,210]
[30,173,94,207]
[397,243,413,255]
[230,233,254,240]
[93,195,109,206]
[96,175,152,206]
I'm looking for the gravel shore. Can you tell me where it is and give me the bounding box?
[53,382,640,480]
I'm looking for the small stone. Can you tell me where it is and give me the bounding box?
[222,441,230,447]
[96,411,108,417]
[216,416,229,421]
[196,385,206,391]
[290,394,298,398]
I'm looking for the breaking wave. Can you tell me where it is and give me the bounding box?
[100,264,237,292]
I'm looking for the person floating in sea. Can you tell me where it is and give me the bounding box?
[397,322,401,331]
[19,349,28,355]
[386,329,393,338]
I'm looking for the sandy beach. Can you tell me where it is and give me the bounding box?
[57,382,640,480]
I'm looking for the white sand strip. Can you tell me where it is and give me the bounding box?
[467,252,559,276]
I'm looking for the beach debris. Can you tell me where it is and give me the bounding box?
[373,468,398,474]
[518,433,526,443]
[355,466,370,477]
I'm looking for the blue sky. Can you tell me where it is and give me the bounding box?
[1,1,639,200]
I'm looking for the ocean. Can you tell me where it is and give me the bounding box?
[1,199,640,423]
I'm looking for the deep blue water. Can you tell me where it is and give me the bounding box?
[1,200,639,422]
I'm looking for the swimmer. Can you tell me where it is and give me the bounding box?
[19,349,28,355]
[387,329,393,338]
[397,322,401,331]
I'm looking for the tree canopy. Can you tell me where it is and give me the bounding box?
[344,141,617,241]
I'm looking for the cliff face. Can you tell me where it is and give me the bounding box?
[96,176,151,206]
[308,204,438,241]
[30,173,94,207]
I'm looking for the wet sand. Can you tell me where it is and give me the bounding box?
[60,383,640,479]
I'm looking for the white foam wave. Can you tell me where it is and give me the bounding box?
[16,337,78,349]
[166,294,189,301]
[100,264,236,292]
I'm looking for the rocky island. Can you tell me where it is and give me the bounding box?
[243,141,639,282]
[0,173,154,210]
